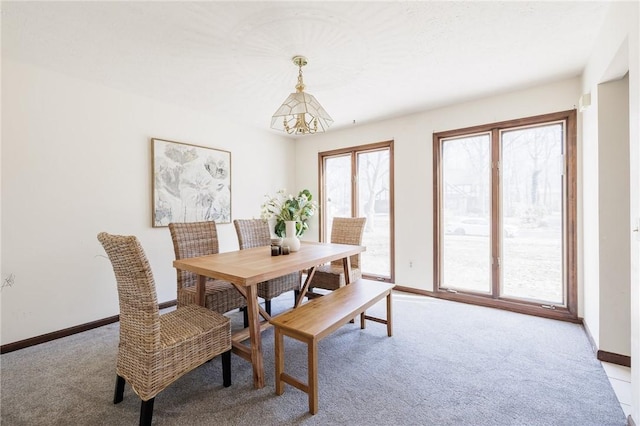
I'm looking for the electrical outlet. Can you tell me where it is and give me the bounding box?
[409,261,413,268]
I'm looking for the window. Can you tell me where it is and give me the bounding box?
[433,111,577,320]
[319,141,394,282]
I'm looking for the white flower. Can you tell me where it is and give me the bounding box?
[260,189,318,237]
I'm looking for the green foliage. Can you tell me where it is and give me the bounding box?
[261,189,318,237]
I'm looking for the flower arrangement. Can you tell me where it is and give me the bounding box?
[260,189,318,237]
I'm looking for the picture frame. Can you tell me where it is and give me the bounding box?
[152,138,231,227]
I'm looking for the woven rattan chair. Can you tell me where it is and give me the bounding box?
[307,217,367,295]
[233,219,301,315]
[169,221,248,328]
[97,232,232,426]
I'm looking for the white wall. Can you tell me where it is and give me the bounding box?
[598,75,631,356]
[1,59,293,345]
[581,0,639,421]
[294,77,581,296]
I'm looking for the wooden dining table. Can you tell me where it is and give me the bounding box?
[172,240,365,389]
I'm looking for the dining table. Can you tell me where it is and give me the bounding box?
[172,240,366,389]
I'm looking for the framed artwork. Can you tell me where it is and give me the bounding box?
[152,138,231,227]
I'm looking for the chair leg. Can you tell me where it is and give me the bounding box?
[294,290,300,304]
[242,307,249,328]
[139,398,155,426]
[114,375,125,404]
[222,350,231,387]
[265,300,271,316]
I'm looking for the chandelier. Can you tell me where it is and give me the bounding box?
[271,56,333,135]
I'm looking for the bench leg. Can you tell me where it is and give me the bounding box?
[308,339,319,415]
[275,328,284,395]
[386,292,393,337]
[360,311,366,329]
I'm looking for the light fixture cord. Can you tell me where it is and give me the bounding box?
[295,64,305,93]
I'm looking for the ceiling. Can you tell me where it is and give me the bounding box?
[2,1,611,137]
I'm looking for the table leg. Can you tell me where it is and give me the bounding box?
[275,327,284,395]
[342,256,352,284]
[296,266,316,307]
[196,275,206,306]
[245,284,265,389]
[343,257,355,323]
[232,283,271,321]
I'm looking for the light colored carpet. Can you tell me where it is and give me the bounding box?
[1,291,626,425]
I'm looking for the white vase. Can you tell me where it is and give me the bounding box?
[282,220,301,252]
[267,218,278,238]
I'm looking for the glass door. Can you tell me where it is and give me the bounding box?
[357,149,391,278]
[320,141,394,282]
[500,123,565,304]
[441,134,492,293]
[323,154,353,238]
[434,111,577,319]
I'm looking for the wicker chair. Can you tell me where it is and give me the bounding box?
[233,219,301,315]
[307,217,367,295]
[169,221,248,327]
[97,232,231,426]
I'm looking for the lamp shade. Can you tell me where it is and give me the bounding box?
[271,55,333,135]
[271,92,333,134]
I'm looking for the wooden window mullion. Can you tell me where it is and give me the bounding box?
[491,128,501,298]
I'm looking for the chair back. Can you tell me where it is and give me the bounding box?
[330,217,367,268]
[234,219,271,249]
[97,232,161,352]
[169,221,220,290]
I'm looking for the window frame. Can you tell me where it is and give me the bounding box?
[433,110,578,321]
[318,140,395,283]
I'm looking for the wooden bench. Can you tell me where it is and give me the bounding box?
[270,278,395,415]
